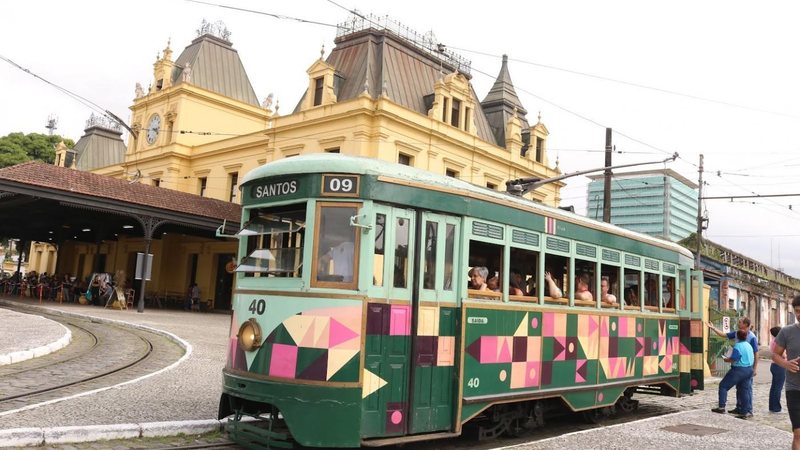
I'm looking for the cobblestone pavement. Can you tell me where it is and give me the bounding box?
[15,365,791,450]
[0,315,183,413]
[0,297,792,449]
[636,364,793,433]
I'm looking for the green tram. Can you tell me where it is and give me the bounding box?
[219,154,705,449]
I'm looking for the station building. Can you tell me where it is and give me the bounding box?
[50,16,564,310]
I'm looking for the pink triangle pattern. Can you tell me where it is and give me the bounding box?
[600,316,610,337]
[671,337,680,356]
[329,318,359,348]
[575,360,586,383]
[588,315,599,337]
[298,318,319,348]
[553,337,566,361]
[660,354,673,373]
[680,342,691,356]
[497,337,513,363]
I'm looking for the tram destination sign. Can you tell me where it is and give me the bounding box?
[251,178,300,200]
[321,174,360,197]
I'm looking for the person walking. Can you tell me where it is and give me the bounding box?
[712,329,755,418]
[709,317,759,415]
[770,326,787,413]
[772,295,800,450]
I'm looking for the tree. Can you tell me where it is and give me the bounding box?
[0,132,75,168]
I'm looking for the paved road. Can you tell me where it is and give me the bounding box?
[0,297,793,449]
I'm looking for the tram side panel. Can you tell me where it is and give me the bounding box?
[460,305,686,422]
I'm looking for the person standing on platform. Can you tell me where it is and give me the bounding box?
[191,283,201,311]
[773,295,800,450]
[708,317,759,416]
[770,326,787,413]
[712,329,754,418]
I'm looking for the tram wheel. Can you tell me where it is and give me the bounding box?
[581,406,611,424]
[615,390,639,413]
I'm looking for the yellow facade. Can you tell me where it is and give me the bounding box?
[75,28,564,309]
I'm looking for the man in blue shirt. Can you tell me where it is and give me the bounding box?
[712,329,755,418]
[709,317,759,417]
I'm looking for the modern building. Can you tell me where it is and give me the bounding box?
[51,16,564,308]
[586,168,698,242]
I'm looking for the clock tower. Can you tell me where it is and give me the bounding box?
[118,20,268,194]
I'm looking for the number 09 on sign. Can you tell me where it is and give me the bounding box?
[322,175,359,196]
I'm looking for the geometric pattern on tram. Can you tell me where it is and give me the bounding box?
[242,305,362,382]
[465,310,682,395]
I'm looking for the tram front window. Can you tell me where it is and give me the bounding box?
[315,204,359,286]
[236,204,306,277]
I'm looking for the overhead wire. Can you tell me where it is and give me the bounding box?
[6,0,797,218]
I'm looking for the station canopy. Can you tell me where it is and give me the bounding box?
[0,161,241,244]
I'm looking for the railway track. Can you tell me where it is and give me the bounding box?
[0,307,181,414]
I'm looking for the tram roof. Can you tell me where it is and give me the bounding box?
[243,154,693,259]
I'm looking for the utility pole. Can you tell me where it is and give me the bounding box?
[695,154,704,269]
[602,128,612,223]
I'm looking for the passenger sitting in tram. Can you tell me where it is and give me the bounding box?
[574,274,594,301]
[469,266,489,291]
[508,277,525,296]
[486,274,499,292]
[510,270,528,296]
[601,276,617,304]
[544,272,593,301]
[625,286,640,306]
[544,271,563,298]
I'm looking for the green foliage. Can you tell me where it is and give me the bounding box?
[0,132,75,168]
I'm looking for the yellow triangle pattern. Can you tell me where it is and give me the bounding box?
[514,313,528,337]
[283,315,315,346]
[643,355,659,376]
[362,368,388,398]
[327,348,358,380]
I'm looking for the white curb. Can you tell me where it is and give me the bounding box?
[141,419,223,438]
[43,423,141,445]
[0,428,43,447]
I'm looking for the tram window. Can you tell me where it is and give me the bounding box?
[468,240,503,287]
[443,224,456,291]
[509,247,538,297]
[679,271,689,310]
[644,273,659,308]
[315,204,358,286]
[394,217,410,288]
[574,258,595,305]
[600,264,620,307]
[422,221,438,290]
[544,254,568,301]
[662,275,676,309]
[236,204,306,277]
[373,213,386,287]
[623,269,641,307]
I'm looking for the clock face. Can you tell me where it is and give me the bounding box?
[146,114,161,145]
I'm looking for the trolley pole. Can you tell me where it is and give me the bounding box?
[602,128,612,223]
[695,154,704,269]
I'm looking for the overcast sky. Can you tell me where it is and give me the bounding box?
[2,1,799,277]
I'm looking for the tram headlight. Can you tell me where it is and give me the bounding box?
[237,318,263,352]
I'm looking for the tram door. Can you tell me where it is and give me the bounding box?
[362,206,416,438]
[409,212,460,434]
